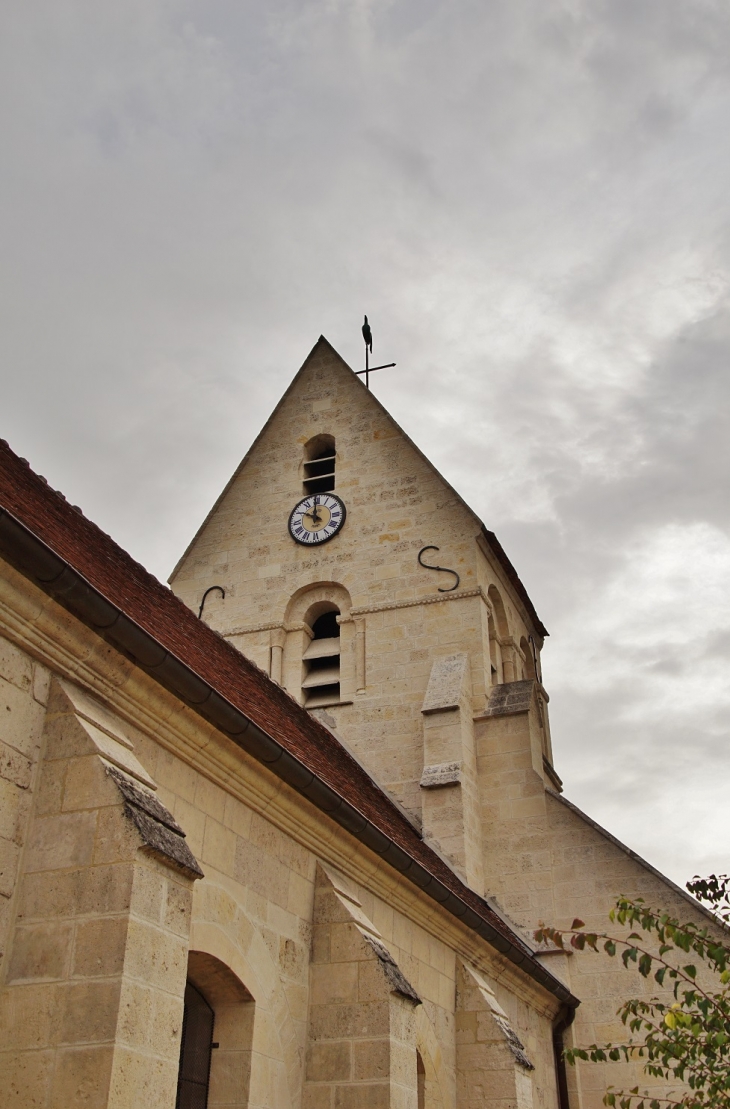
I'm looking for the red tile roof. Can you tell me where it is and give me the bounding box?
[0,437,575,1007]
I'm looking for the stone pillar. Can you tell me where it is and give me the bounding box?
[270,627,286,686]
[283,623,314,702]
[0,679,203,1109]
[500,639,517,684]
[305,864,421,1109]
[456,960,535,1109]
[419,654,484,893]
[354,617,367,694]
[474,680,558,928]
[337,616,356,703]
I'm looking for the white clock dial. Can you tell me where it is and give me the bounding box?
[288,494,346,546]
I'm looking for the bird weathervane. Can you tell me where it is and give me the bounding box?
[356,315,396,389]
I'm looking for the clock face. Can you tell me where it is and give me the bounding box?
[288,494,346,546]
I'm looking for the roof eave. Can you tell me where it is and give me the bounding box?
[0,499,575,1008]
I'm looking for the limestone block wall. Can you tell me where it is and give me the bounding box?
[0,564,566,1109]
[306,864,421,1109]
[170,347,482,635]
[0,636,49,974]
[543,793,723,1109]
[0,677,200,1109]
[420,654,483,891]
[168,343,548,831]
[456,961,536,1109]
[475,695,556,926]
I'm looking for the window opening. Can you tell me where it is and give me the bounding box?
[487,610,501,683]
[520,636,536,680]
[176,980,215,1109]
[417,1051,426,1109]
[303,437,336,495]
[302,609,341,707]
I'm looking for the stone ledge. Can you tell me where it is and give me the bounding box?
[106,764,204,880]
[360,931,421,1005]
[420,762,461,790]
[481,679,534,718]
[542,756,563,793]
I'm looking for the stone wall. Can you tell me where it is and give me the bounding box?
[0,558,563,1109]
[169,341,543,868]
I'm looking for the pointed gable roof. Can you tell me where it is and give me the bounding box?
[170,336,547,638]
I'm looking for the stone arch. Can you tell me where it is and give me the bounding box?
[303,432,335,462]
[519,636,536,680]
[283,583,354,703]
[487,585,509,638]
[301,434,337,496]
[487,586,517,682]
[190,881,300,1109]
[284,581,352,626]
[184,952,254,1109]
[486,607,501,685]
[415,1004,452,1109]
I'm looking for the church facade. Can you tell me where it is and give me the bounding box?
[0,338,716,1109]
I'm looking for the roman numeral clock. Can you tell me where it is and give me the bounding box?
[288,494,346,545]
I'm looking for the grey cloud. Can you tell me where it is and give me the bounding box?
[2,0,730,886]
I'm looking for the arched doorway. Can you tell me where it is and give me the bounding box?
[176,950,255,1109]
[176,980,215,1109]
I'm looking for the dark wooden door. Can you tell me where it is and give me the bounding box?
[176,981,215,1109]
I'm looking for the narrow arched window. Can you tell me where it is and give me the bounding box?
[302,607,341,707]
[417,1050,426,1109]
[303,434,336,495]
[520,636,536,680]
[176,981,215,1109]
[487,609,501,683]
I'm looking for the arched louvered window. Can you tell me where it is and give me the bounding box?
[302,607,341,707]
[303,434,336,495]
[176,981,215,1109]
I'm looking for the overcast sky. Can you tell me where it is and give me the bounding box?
[2,0,730,890]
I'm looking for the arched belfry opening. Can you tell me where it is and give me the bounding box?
[283,582,353,707]
[487,584,517,683]
[520,635,536,680]
[302,603,341,707]
[302,434,336,496]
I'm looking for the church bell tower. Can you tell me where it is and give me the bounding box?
[169,337,559,916]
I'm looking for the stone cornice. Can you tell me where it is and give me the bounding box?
[221,588,486,639]
[350,586,484,616]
